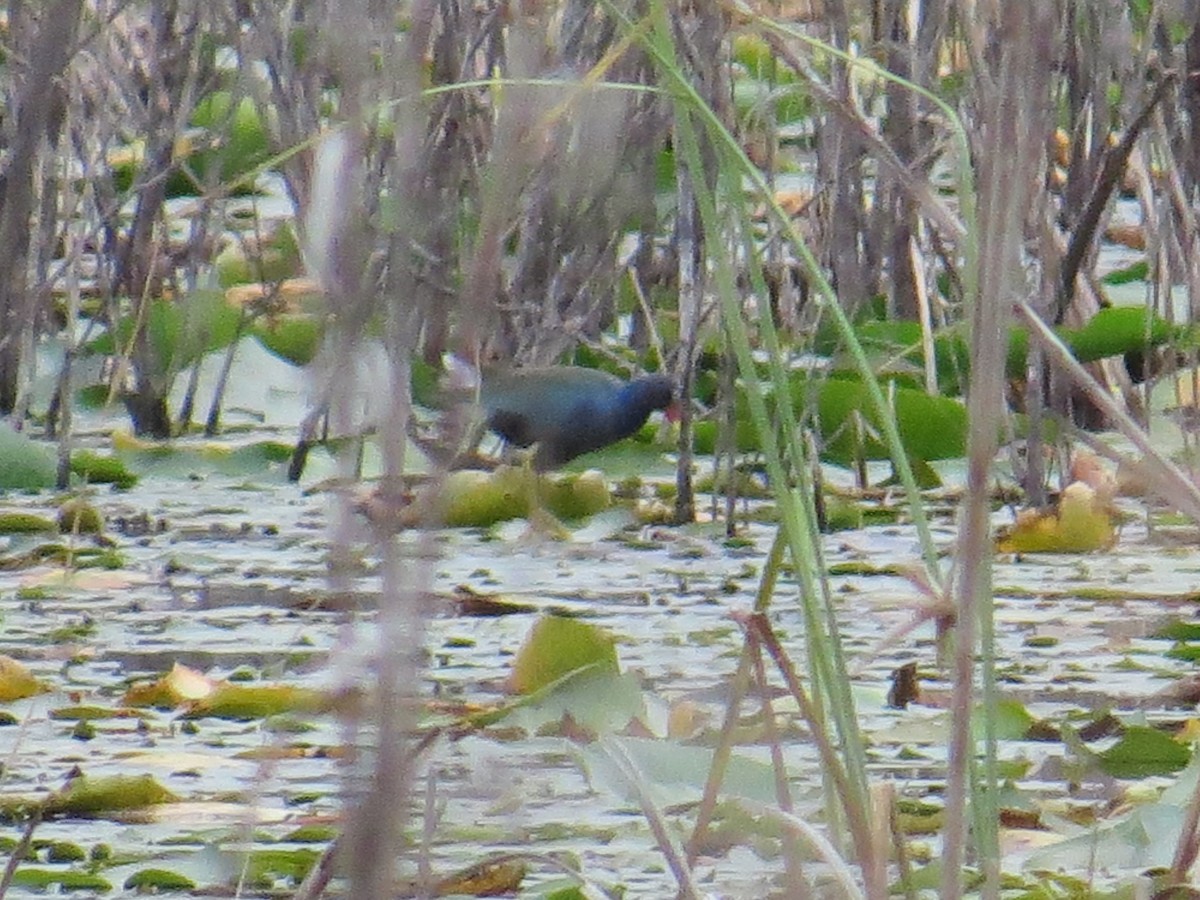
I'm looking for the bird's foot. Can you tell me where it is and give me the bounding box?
[520,506,572,543]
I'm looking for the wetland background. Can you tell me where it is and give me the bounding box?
[5,2,1200,898]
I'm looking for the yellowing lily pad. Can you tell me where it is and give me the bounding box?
[540,470,611,519]
[124,662,217,708]
[44,773,178,816]
[508,615,619,695]
[996,482,1116,554]
[125,662,330,720]
[185,682,332,720]
[405,467,613,529]
[441,468,530,527]
[0,655,45,702]
[125,671,331,721]
[431,858,527,897]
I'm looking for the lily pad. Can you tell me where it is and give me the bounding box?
[84,289,243,384]
[70,451,138,489]
[0,423,56,490]
[249,312,325,366]
[576,735,780,807]
[57,499,103,535]
[185,682,332,721]
[508,615,619,696]
[215,222,302,288]
[1097,725,1191,779]
[0,511,56,534]
[51,773,178,816]
[0,655,45,702]
[124,868,197,890]
[996,482,1115,554]
[10,869,112,892]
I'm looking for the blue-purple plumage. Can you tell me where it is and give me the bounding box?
[480,367,676,469]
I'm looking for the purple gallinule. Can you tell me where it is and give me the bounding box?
[480,366,679,469]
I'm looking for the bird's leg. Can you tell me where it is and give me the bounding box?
[515,449,570,541]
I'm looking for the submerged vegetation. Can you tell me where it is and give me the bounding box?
[3,1,1200,898]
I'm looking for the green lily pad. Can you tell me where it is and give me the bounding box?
[124,869,197,891]
[250,313,323,366]
[509,615,619,696]
[1097,725,1191,778]
[70,451,138,489]
[10,869,112,892]
[0,512,56,533]
[0,423,56,490]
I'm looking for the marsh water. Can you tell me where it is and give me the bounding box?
[3,398,1200,898]
[2,192,1197,897]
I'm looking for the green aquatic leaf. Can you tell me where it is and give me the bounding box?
[250,313,323,366]
[0,422,56,490]
[10,869,112,892]
[509,615,619,696]
[507,667,645,737]
[0,512,56,533]
[1097,725,1191,779]
[70,451,138,489]
[576,735,780,806]
[124,869,197,891]
[44,773,178,816]
[83,289,242,385]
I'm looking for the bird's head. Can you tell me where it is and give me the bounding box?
[633,374,681,423]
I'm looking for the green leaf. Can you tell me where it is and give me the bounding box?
[540,883,588,900]
[186,682,331,721]
[1026,804,1185,872]
[1102,259,1149,285]
[112,436,293,481]
[1151,620,1200,643]
[189,91,272,191]
[809,375,968,465]
[509,668,645,736]
[249,314,323,366]
[124,869,197,891]
[11,869,112,892]
[509,615,619,695]
[987,698,1037,742]
[240,848,319,886]
[1097,725,1191,778]
[70,451,138,489]
[1065,306,1172,363]
[1165,645,1200,663]
[813,307,1178,397]
[215,223,302,287]
[0,512,56,533]
[86,290,243,385]
[44,773,178,816]
[0,422,56,490]
[576,735,780,806]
